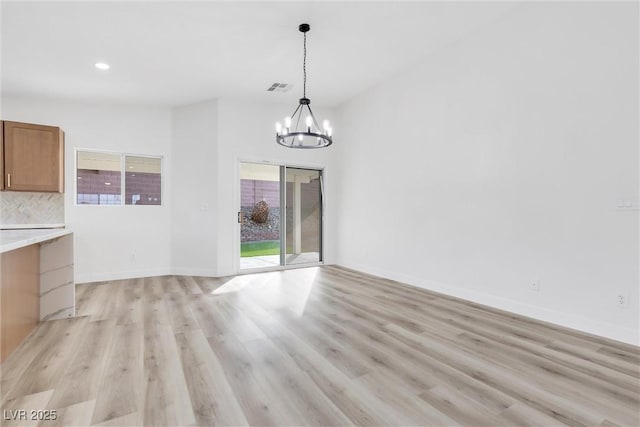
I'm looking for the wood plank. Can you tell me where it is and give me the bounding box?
[116,279,144,325]
[174,275,202,295]
[294,306,436,393]
[418,384,504,426]
[1,390,53,427]
[498,402,570,427]
[174,329,247,426]
[4,317,87,401]
[47,320,115,409]
[325,265,636,351]
[206,334,293,426]
[243,338,353,426]
[383,322,622,426]
[75,283,110,320]
[1,320,55,400]
[190,294,228,340]
[141,277,170,329]
[211,298,266,343]
[161,277,199,334]
[269,334,394,426]
[3,267,637,427]
[269,309,371,379]
[352,370,459,426]
[90,323,143,425]
[39,399,96,427]
[141,324,195,426]
[73,283,101,317]
[93,411,141,427]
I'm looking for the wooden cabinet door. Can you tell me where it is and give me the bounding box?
[1,244,40,362]
[4,121,64,193]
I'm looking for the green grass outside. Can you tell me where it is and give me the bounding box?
[241,240,280,257]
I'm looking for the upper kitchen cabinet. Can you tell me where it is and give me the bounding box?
[3,121,65,193]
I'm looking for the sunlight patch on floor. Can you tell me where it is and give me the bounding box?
[211,272,277,295]
[211,267,319,318]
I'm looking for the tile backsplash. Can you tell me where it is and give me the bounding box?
[0,192,64,225]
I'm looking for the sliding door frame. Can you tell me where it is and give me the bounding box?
[236,158,326,274]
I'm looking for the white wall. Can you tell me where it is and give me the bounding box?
[1,97,173,282]
[334,2,639,344]
[216,99,338,276]
[168,98,339,277]
[1,96,338,280]
[171,99,218,275]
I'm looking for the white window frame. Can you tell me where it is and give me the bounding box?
[75,148,164,207]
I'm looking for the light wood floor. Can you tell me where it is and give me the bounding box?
[1,266,638,426]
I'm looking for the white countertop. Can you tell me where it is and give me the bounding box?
[0,223,66,230]
[1,228,73,254]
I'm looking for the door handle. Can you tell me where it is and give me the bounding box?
[237,211,244,224]
[6,173,10,188]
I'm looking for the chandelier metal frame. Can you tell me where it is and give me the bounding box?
[275,23,333,149]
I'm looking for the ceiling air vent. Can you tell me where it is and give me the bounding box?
[267,83,292,92]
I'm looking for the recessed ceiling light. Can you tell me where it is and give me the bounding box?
[95,62,110,70]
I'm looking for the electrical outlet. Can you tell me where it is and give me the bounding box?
[616,293,628,308]
[530,280,540,292]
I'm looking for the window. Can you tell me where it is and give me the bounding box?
[76,150,162,206]
[125,156,162,205]
[76,151,122,205]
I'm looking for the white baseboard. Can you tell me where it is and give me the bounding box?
[338,261,639,346]
[75,268,172,284]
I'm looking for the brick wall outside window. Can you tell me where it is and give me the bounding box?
[77,169,161,205]
[77,169,121,205]
[125,172,161,205]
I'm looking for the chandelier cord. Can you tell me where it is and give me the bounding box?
[303,31,307,99]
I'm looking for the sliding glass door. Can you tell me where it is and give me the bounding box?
[239,162,322,271]
[239,163,281,270]
[285,168,322,265]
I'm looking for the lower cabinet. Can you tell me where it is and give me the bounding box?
[1,244,40,362]
[0,233,74,362]
[40,234,75,321]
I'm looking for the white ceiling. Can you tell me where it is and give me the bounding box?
[1,1,517,108]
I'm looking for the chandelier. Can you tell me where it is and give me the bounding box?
[275,23,332,149]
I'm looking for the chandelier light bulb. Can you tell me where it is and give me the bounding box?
[275,122,282,134]
[297,134,304,142]
[284,117,292,129]
[305,116,313,128]
[327,127,333,137]
[323,120,330,131]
